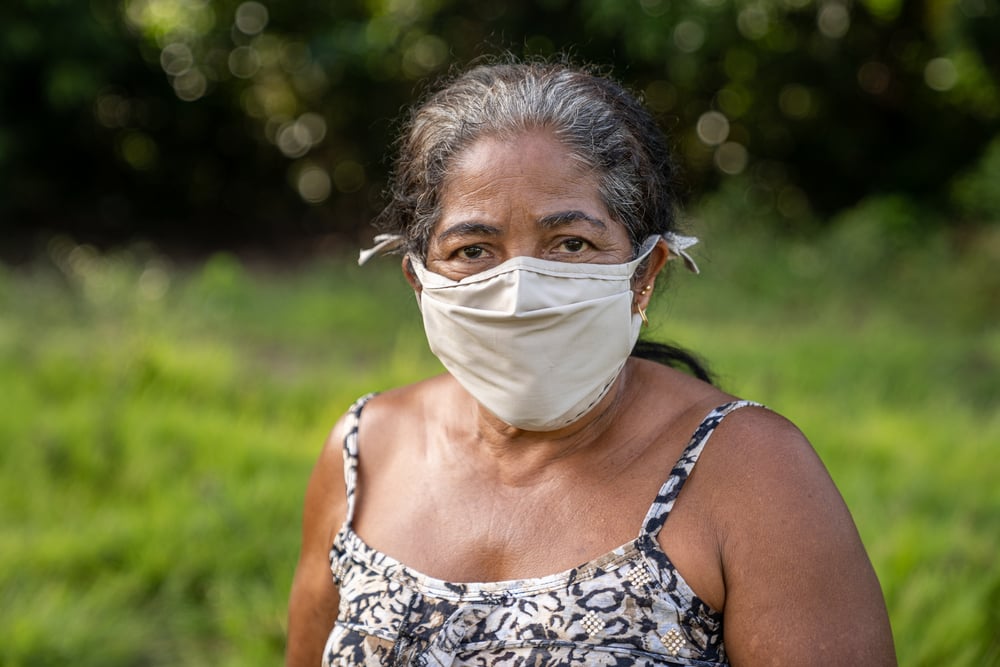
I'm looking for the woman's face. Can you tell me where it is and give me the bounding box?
[424,130,635,280]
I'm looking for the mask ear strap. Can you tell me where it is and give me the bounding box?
[358,233,405,265]
[663,232,700,274]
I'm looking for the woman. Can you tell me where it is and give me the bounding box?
[286,60,896,666]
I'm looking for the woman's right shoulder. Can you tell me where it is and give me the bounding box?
[325,374,458,460]
[363,373,460,421]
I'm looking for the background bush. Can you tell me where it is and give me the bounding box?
[2,0,999,251]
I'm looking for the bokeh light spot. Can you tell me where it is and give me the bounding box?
[714,141,749,175]
[160,42,194,76]
[296,112,327,145]
[119,131,159,170]
[95,92,132,128]
[924,57,958,92]
[228,45,261,78]
[817,2,850,39]
[737,5,771,40]
[296,164,332,204]
[674,21,706,53]
[172,68,208,101]
[276,122,310,158]
[275,113,326,158]
[696,111,731,146]
[717,86,751,118]
[235,1,269,36]
[125,0,217,44]
[253,80,297,118]
[402,34,448,78]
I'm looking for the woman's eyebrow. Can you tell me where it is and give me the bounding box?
[435,221,502,242]
[537,210,608,230]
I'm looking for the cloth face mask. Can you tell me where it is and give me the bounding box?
[409,236,660,431]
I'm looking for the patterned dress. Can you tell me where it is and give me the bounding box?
[324,394,760,666]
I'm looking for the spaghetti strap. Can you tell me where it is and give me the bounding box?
[641,400,763,540]
[340,393,376,526]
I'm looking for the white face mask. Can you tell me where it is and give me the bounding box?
[409,236,660,431]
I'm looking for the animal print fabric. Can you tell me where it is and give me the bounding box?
[324,394,760,667]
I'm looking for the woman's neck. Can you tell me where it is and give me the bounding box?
[450,362,638,485]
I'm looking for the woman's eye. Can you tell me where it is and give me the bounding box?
[459,246,484,259]
[560,238,589,253]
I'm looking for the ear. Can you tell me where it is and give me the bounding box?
[633,238,671,313]
[402,256,422,295]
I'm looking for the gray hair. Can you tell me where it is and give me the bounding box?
[377,59,682,260]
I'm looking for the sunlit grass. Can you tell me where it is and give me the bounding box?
[1,209,998,666]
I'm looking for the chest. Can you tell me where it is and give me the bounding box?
[353,451,675,583]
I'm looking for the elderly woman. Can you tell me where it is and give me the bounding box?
[286,61,896,666]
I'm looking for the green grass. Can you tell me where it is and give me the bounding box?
[1,206,998,666]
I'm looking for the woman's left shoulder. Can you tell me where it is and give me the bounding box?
[682,397,838,509]
[683,399,897,664]
[700,401,897,663]
[698,400,827,479]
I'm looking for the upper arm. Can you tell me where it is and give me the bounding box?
[715,410,896,666]
[285,418,349,667]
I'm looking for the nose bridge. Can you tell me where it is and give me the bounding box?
[501,240,543,264]
[505,264,576,313]
[462,262,547,314]
[509,265,535,312]
[495,214,545,263]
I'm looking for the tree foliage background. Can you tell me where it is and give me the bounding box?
[2,0,999,254]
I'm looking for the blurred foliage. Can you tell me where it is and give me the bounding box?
[2,0,999,251]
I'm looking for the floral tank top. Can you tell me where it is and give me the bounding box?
[324,394,759,666]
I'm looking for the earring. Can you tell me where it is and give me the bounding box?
[637,285,651,326]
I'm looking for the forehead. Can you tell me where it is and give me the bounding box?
[439,131,608,216]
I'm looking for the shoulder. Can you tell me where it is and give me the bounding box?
[352,374,467,448]
[699,399,815,465]
[690,402,838,528]
[297,386,418,537]
[684,404,896,664]
[294,379,441,548]
[679,399,844,551]
[356,374,459,419]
